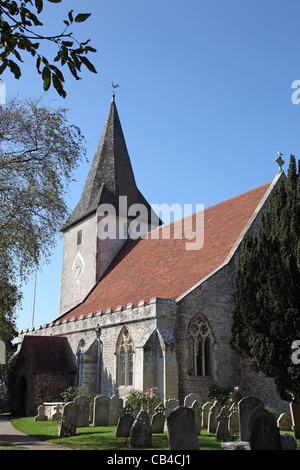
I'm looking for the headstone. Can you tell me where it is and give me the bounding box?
[248,407,282,450]
[34,404,48,421]
[184,392,202,409]
[201,401,212,428]
[130,410,152,448]
[228,403,239,432]
[190,400,201,435]
[277,412,292,431]
[238,396,264,441]
[151,402,165,433]
[207,401,221,434]
[165,398,179,418]
[74,395,90,427]
[52,403,63,421]
[58,402,78,437]
[109,396,123,425]
[280,433,297,450]
[167,406,199,450]
[215,406,230,441]
[116,404,135,437]
[93,395,110,426]
[290,402,300,439]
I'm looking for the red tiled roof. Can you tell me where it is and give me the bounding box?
[22,336,76,372]
[59,182,271,321]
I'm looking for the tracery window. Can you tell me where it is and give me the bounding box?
[117,327,133,386]
[187,314,213,377]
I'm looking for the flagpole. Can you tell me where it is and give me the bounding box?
[31,267,37,329]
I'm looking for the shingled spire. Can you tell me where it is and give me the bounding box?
[62,95,157,232]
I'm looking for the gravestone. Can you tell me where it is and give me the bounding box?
[74,395,90,427]
[165,398,179,418]
[280,433,297,450]
[116,404,135,437]
[58,402,78,437]
[34,404,48,421]
[238,396,264,441]
[190,400,201,435]
[215,406,230,441]
[130,410,152,448]
[52,404,63,421]
[184,393,202,409]
[201,401,212,428]
[248,407,282,450]
[290,402,300,439]
[109,396,123,425]
[93,395,110,426]
[151,402,165,433]
[277,412,292,431]
[207,401,221,434]
[228,403,239,433]
[167,406,199,450]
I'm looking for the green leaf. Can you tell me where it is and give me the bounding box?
[74,13,91,23]
[52,73,66,98]
[35,0,44,14]
[8,60,21,79]
[42,66,51,90]
[80,56,97,73]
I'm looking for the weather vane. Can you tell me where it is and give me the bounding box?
[111,82,119,96]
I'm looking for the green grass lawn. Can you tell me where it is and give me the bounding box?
[9,416,224,450]
[7,416,300,451]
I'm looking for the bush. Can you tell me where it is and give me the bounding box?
[126,387,159,413]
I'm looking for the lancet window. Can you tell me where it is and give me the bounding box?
[117,327,133,386]
[187,314,213,377]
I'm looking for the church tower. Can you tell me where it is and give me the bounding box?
[60,95,160,315]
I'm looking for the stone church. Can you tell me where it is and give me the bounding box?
[11,95,287,416]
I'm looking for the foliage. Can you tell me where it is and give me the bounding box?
[0,0,97,97]
[60,384,95,403]
[0,95,86,286]
[231,155,300,402]
[126,387,159,413]
[207,383,240,406]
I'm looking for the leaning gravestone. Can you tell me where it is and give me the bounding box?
[151,402,166,433]
[93,395,110,426]
[167,406,199,450]
[116,404,135,438]
[184,393,202,409]
[74,395,90,427]
[248,407,282,450]
[58,402,78,437]
[34,404,48,421]
[130,410,152,448]
[238,396,264,441]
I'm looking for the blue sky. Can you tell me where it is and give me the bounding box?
[1,0,300,332]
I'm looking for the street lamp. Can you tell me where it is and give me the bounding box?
[95,324,102,394]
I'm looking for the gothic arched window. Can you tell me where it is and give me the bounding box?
[187,314,213,377]
[117,327,133,386]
